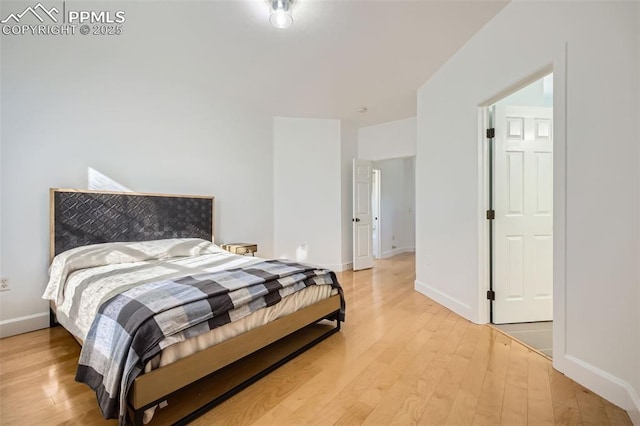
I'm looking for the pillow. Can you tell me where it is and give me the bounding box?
[43,238,225,305]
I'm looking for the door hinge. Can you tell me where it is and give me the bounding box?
[486,209,495,220]
[487,290,495,301]
[486,128,495,139]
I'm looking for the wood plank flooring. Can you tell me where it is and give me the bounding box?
[0,253,632,425]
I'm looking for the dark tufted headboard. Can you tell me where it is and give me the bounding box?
[50,188,215,260]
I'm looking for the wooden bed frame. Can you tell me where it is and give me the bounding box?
[49,188,343,425]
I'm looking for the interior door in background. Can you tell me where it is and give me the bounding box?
[353,159,374,270]
[493,105,553,323]
[372,169,381,259]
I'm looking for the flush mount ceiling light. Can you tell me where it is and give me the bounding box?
[269,0,294,29]
[357,107,368,113]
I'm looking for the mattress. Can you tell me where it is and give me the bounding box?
[144,284,334,370]
[42,238,338,423]
[44,239,336,356]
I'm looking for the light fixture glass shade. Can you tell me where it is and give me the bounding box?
[269,0,293,29]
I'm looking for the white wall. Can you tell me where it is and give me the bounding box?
[404,157,416,250]
[373,157,415,258]
[0,71,3,289]
[497,74,553,107]
[273,117,343,270]
[637,5,640,418]
[638,6,640,421]
[416,0,639,417]
[0,9,275,337]
[341,122,358,269]
[358,117,416,161]
[637,6,640,422]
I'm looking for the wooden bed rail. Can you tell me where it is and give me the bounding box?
[129,294,342,425]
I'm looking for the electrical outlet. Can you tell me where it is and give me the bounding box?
[0,278,9,292]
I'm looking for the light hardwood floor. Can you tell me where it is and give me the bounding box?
[0,253,632,425]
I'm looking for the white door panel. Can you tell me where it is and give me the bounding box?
[494,106,553,323]
[357,226,370,257]
[353,159,374,270]
[372,169,380,259]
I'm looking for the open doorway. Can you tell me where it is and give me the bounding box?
[486,73,554,357]
[352,156,415,270]
[371,157,415,260]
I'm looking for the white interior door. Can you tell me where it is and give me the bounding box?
[493,105,553,323]
[353,159,374,270]
[372,169,380,259]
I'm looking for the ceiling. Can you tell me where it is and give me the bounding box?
[126,0,509,127]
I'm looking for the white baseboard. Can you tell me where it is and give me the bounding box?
[414,279,472,319]
[0,312,49,338]
[555,354,640,424]
[318,262,352,272]
[381,246,415,259]
[627,388,640,425]
[337,262,353,272]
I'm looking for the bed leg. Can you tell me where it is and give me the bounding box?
[49,308,59,327]
[132,407,144,426]
[328,310,341,330]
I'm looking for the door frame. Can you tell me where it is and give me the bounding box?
[476,52,568,373]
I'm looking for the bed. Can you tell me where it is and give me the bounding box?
[44,188,344,425]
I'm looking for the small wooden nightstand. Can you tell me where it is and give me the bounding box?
[221,243,258,256]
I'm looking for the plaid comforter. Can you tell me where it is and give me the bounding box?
[75,260,344,423]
